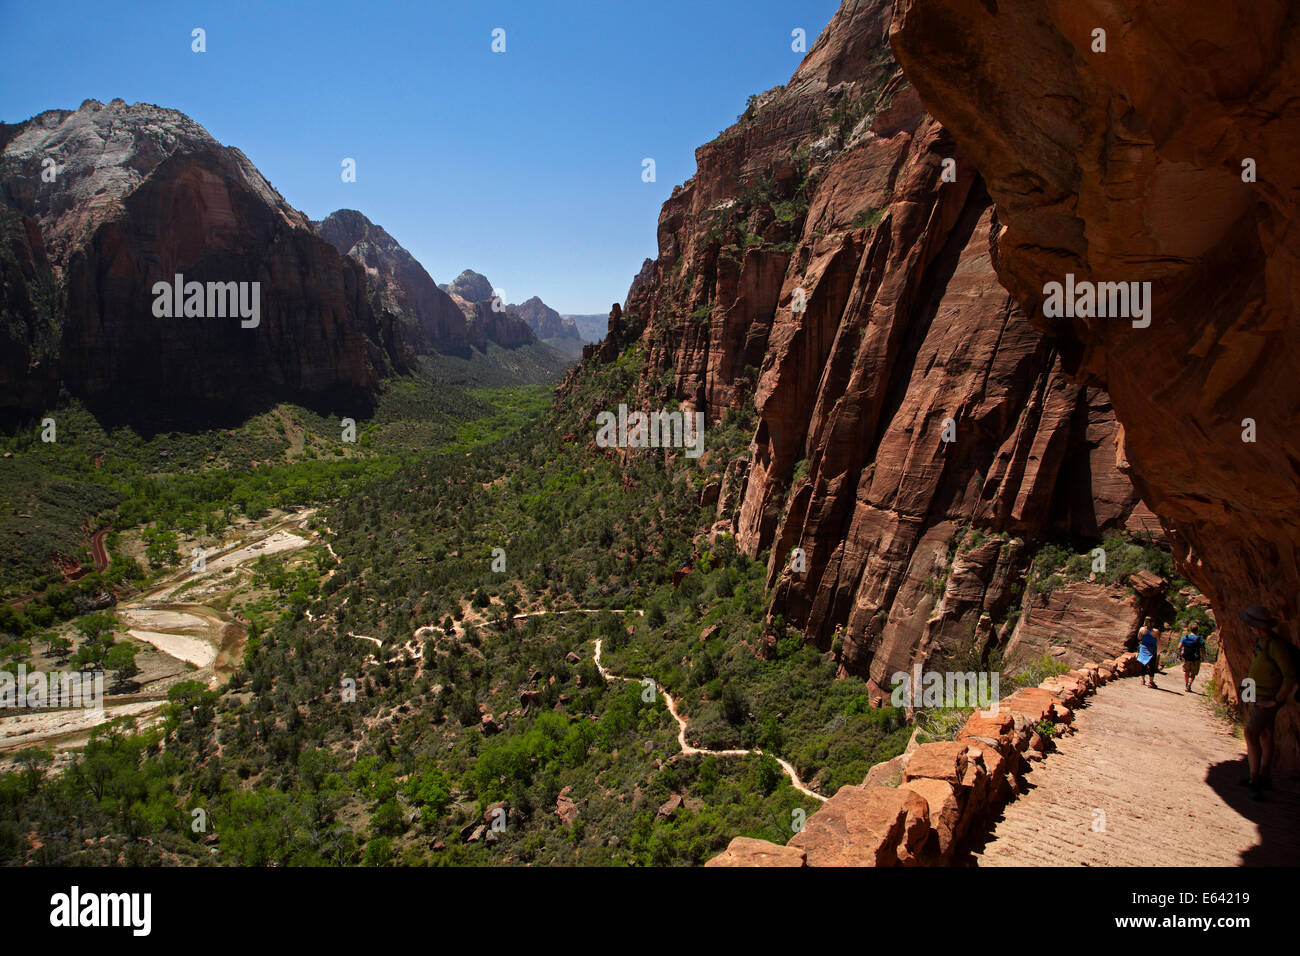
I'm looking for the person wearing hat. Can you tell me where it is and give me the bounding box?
[1136,616,1160,688]
[1239,604,1297,799]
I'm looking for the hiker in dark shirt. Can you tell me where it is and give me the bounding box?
[1239,604,1297,800]
[1178,625,1207,693]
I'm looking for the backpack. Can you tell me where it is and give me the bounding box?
[1180,634,1203,662]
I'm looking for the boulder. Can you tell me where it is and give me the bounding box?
[788,785,930,867]
[902,742,970,786]
[705,837,806,867]
[657,794,683,818]
[555,786,578,827]
[899,777,961,858]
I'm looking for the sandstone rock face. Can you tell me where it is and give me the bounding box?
[1002,579,1157,670]
[890,0,1300,770]
[575,0,1152,694]
[0,99,405,425]
[315,208,471,354]
[465,299,537,351]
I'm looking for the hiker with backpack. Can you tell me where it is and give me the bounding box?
[1178,625,1207,692]
[1137,616,1160,688]
[1239,604,1298,800]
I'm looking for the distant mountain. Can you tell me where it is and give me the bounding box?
[441,271,579,340]
[446,269,493,304]
[439,268,587,353]
[507,296,581,341]
[0,98,407,426]
[314,209,471,355]
[561,314,609,343]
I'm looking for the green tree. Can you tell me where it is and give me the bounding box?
[104,642,139,688]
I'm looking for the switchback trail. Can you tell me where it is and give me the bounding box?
[974,669,1299,865]
[409,606,828,802]
[594,637,826,802]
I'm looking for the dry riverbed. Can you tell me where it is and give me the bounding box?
[1,508,325,760]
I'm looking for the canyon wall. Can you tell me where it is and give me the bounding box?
[584,0,1159,696]
[0,205,58,425]
[890,0,1300,770]
[0,99,408,426]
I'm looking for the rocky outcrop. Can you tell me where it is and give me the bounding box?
[440,269,538,351]
[709,651,1142,866]
[574,0,1155,696]
[890,0,1300,770]
[507,296,580,341]
[1002,579,1157,669]
[315,208,471,354]
[0,99,407,425]
[446,269,494,304]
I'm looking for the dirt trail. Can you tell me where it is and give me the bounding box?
[974,669,1300,865]
[402,605,827,801]
[594,637,826,802]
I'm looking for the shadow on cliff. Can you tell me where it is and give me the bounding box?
[74,384,377,437]
[1203,757,1300,865]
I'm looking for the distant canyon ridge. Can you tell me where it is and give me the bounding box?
[0,100,578,427]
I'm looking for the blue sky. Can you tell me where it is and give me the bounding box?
[0,0,840,314]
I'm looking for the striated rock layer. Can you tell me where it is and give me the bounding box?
[0,99,409,425]
[890,0,1300,770]
[577,0,1154,697]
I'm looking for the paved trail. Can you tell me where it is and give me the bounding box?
[975,669,1299,866]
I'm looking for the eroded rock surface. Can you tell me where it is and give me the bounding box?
[571,0,1155,697]
[890,0,1300,770]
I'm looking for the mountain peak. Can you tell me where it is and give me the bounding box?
[448,269,494,303]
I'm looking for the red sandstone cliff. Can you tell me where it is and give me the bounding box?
[0,99,407,425]
[576,0,1164,697]
[890,0,1300,771]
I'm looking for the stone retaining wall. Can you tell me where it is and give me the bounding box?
[706,652,1142,866]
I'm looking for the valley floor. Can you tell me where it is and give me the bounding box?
[0,508,318,759]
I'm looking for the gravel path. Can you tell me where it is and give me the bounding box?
[974,669,1299,866]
